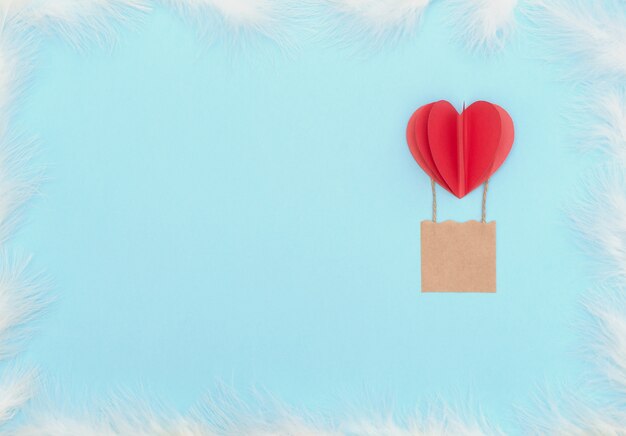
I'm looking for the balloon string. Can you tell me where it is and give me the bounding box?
[431,179,488,223]
[431,179,437,223]
[482,180,489,223]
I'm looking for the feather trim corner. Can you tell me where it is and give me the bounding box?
[446,0,518,53]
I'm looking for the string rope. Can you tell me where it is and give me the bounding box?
[431,179,437,222]
[481,179,489,223]
[430,179,488,223]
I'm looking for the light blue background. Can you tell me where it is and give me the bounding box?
[14,3,593,431]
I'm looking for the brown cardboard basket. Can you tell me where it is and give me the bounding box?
[421,181,496,293]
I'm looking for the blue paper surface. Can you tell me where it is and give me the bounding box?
[13,4,592,429]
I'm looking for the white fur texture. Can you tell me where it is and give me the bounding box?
[0,0,36,25]
[18,0,150,48]
[0,24,32,135]
[0,133,40,247]
[0,367,36,426]
[161,0,297,49]
[526,0,626,82]
[322,0,430,46]
[583,290,626,397]
[446,0,517,52]
[14,398,500,436]
[0,26,42,350]
[0,23,38,245]
[575,87,626,166]
[520,395,626,434]
[0,254,45,359]
[518,290,626,434]
[0,19,42,432]
[14,413,209,436]
[570,167,626,284]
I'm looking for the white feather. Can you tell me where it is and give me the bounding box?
[0,0,36,25]
[0,23,33,136]
[0,366,36,426]
[525,0,626,82]
[321,0,430,47]
[14,394,500,436]
[0,26,38,243]
[574,87,626,166]
[570,167,626,284]
[520,392,626,435]
[582,289,626,397]
[0,16,42,433]
[446,0,517,52]
[0,12,38,227]
[341,408,501,435]
[0,254,46,359]
[15,414,209,436]
[518,290,626,434]
[161,0,297,50]
[0,134,41,247]
[23,0,150,49]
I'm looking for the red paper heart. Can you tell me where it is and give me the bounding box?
[406,100,514,198]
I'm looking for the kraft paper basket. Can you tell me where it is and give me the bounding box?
[421,180,496,293]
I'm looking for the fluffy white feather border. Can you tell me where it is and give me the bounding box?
[1,0,150,49]
[14,393,503,436]
[570,166,626,283]
[574,87,626,166]
[525,0,626,82]
[161,0,299,50]
[319,0,430,47]
[446,0,518,53]
[2,0,527,52]
[0,0,625,434]
[0,366,36,427]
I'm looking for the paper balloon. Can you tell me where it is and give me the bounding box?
[406,100,514,198]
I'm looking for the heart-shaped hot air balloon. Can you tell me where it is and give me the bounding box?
[407,100,514,198]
